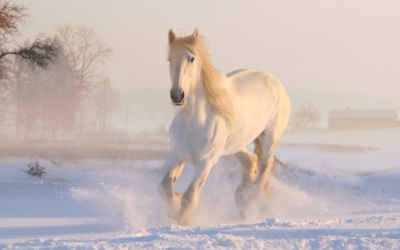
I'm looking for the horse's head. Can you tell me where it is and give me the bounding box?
[167,28,201,106]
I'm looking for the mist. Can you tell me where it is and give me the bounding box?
[4,0,394,138]
[0,0,397,165]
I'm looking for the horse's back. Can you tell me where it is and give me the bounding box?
[223,69,290,154]
[228,69,289,106]
[228,69,281,89]
[226,69,249,77]
[227,69,286,109]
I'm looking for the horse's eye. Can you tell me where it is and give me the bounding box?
[190,57,195,63]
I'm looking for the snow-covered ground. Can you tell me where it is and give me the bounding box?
[1,129,400,249]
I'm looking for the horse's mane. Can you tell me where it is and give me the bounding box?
[170,34,236,127]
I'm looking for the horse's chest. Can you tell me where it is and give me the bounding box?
[170,116,226,162]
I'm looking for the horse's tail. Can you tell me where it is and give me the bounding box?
[274,156,298,179]
[254,138,297,179]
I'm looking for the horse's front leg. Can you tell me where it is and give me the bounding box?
[175,159,215,225]
[159,152,186,218]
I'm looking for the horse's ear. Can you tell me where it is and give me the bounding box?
[192,27,199,39]
[169,29,176,44]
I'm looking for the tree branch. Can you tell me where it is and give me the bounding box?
[0,40,58,69]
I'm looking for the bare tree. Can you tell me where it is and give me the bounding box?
[55,24,112,98]
[55,25,114,136]
[90,77,119,136]
[6,40,78,140]
[0,38,58,69]
[1,22,114,139]
[0,0,27,43]
[0,1,58,79]
[292,103,322,131]
[7,55,44,139]
[39,44,79,140]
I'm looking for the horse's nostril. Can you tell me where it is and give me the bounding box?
[170,89,184,104]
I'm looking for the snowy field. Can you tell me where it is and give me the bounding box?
[1,129,400,249]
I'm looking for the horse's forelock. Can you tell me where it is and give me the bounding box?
[169,36,197,55]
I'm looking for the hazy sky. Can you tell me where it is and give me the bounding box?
[17,0,400,105]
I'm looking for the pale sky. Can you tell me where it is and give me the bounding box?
[17,0,400,105]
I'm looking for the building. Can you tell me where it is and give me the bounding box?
[328,109,400,130]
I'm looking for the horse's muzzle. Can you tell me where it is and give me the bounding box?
[170,89,185,105]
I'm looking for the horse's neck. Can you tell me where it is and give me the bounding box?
[182,75,209,122]
[183,70,233,125]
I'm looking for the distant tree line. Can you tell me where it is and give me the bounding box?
[0,1,119,140]
[291,103,322,131]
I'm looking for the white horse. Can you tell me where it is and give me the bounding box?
[159,28,291,225]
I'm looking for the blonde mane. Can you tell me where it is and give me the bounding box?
[169,35,236,127]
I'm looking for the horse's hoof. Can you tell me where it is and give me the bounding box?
[238,209,246,219]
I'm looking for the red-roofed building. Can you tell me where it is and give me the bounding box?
[328,109,400,130]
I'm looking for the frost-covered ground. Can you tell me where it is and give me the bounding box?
[1,129,400,249]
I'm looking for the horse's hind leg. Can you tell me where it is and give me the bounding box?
[256,131,278,199]
[159,152,186,217]
[234,147,259,218]
[256,94,290,206]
